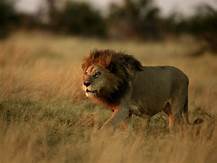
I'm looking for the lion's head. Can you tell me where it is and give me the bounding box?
[81,49,143,106]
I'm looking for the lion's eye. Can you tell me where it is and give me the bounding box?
[93,71,101,78]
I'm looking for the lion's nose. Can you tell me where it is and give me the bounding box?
[84,81,91,87]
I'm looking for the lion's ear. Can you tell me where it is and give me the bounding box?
[100,54,112,68]
[106,55,112,66]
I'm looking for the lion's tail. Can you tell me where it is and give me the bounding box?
[183,111,203,125]
[183,98,203,125]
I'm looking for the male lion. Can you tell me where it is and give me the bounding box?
[81,49,193,129]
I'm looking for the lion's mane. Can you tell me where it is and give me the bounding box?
[82,49,143,106]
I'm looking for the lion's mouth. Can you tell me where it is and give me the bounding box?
[86,89,97,94]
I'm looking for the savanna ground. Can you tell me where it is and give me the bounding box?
[0,32,217,163]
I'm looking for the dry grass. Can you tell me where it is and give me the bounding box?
[0,32,217,163]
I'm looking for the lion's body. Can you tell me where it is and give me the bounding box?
[82,50,191,129]
[129,66,188,117]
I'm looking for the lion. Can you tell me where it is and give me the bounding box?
[81,49,199,129]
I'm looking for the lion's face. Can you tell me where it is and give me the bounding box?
[81,49,141,105]
[82,64,118,98]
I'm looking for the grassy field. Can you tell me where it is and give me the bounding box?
[0,32,217,163]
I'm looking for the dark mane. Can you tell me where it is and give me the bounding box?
[82,49,143,107]
[82,49,143,72]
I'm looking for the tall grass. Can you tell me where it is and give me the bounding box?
[0,32,217,163]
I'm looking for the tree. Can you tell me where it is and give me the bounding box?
[57,1,107,37]
[187,5,217,55]
[0,0,18,38]
[171,4,217,55]
[108,0,161,39]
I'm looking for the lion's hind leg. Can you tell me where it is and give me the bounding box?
[163,102,175,129]
[182,98,191,125]
[166,96,190,133]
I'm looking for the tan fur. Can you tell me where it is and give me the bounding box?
[82,49,191,129]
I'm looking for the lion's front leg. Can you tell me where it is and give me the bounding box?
[101,105,130,129]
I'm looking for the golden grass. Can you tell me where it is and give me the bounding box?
[0,32,217,163]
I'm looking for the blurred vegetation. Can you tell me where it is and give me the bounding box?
[166,4,217,56]
[107,0,162,39]
[0,0,217,54]
[0,0,19,38]
[56,2,107,37]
